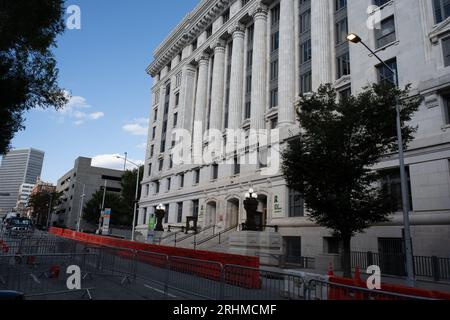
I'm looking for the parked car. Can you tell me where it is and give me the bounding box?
[5,217,34,236]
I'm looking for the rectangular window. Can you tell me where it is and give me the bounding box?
[245,101,251,119]
[285,237,302,264]
[153,109,158,122]
[271,31,279,52]
[169,155,173,169]
[336,52,351,78]
[154,181,160,194]
[194,168,200,185]
[212,163,219,180]
[270,117,278,129]
[300,72,312,94]
[376,58,398,86]
[380,167,413,212]
[270,88,278,108]
[233,156,241,175]
[246,75,252,94]
[177,202,183,223]
[247,49,253,68]
[164,204,169,224]
[192,39,197,51]
[335,0,347,11]
[335,18,348,45]
[192,200,199,218]
[324,237,340,254]
[433,0,450,24]
[271,5,280,26]
[258,148,268,169]
[167,178,171,191]
[175,93,180,107]
[289,189,305,217]
[148,164,152,177]
[300,39,312,63]
[173,112,178,127]
[375,16,396,49]
[152,127,156,140]
[179,173,185,188]
[150,145,154,158]
[444,94,450,124]
[300,10,311,33]
[159,159,164,171]
[443,37,450,67]
[270,60,279,80]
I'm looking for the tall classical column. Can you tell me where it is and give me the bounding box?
[192,55,209,161]
[251,5,269,130]
[194,55,210,133]
[278,0,296,125]
[209,41,226,131]
[311,0,332,89]
[180,64,197,132]
[228,24,245,130]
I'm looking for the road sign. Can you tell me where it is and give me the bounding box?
[102,208,111,234]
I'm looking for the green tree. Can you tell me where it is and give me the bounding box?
[83,190,129,226]
[282,84,421,278]
[28,190,62,226]
[121,166,144,224]
[0,0,68,154]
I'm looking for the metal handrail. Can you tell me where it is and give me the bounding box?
[194,224,237,249]
[175,224,216,245]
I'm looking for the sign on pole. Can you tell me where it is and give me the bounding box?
[102,208,111,234]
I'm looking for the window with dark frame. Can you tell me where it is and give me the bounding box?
[376,58,398,86]
[285,237,302,264]
[380,167,413,212]
[433,0,450,24]
[375,16,396,49]
[289,189,305,217]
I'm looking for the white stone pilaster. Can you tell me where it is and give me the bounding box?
[311,0,332,90]
[194,55,210,132]
[180,64,197,133]
[209,42,226,131]
[251,5,269,130]
[228,24,246,129]
[278,0,296,125]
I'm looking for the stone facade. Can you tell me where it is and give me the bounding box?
[138,0,450,259]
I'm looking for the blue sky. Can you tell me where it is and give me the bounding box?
[9,0,199,184]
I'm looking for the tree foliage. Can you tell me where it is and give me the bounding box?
[0,0,68,154]
[82,166,144,227]
[28,190,62,226]
[282,83,422,277]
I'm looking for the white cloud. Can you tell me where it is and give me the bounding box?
[91,154,144,171]
[122,118,149,136]
[55,92,105,125]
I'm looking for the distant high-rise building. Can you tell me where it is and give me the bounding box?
[0,148,44,216]
[16,183,36,214]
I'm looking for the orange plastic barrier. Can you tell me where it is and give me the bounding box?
[328,271,450,300]
[49,227,261,288]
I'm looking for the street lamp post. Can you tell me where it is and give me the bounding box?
[243,188,262,231]
[155,204,166,232]
[116,155,141,241]
[76,184,86,232]
[347,33,415,287]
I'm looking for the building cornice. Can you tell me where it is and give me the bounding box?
[147,0,237,77]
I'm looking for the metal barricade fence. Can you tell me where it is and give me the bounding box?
[166,256,223,300]
[0,253,98,299]
[306,279,437,301]
[221,265,307,300]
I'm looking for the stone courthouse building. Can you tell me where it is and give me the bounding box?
[137,0,450,265]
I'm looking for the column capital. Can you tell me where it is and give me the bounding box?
[195,54,210,65]
[211,40,226,53]
[229,23,245,39]
[250,3,268,20]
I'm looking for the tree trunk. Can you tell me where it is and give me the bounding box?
[342,235,352,278]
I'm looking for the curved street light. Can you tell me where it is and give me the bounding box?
[347,33,415,287]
